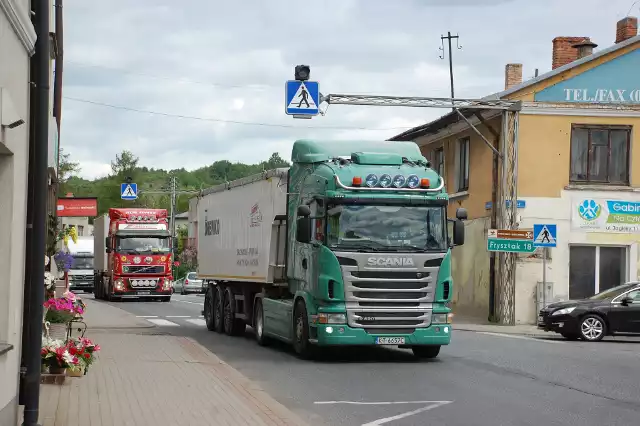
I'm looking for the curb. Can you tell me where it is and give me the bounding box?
[455,326,549,338]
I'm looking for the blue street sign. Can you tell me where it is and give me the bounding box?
[121,183,138,200]
[533,224,557,248]
[485,199,526,210]
[285,80,320,116]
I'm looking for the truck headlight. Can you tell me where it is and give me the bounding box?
[432,313,452,324]
[114,278,124,291]
[318,313,346,324]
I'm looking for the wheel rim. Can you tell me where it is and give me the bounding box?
[224,294,232,331]
[204,293,212,322]
[256,306,263,338]
[581,317,603,340]
[214,293,222,326]
[295,314,304,344]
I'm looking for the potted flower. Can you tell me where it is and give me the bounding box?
[43,294,84,340]
[41,337,79,375]
[67,337,100,376]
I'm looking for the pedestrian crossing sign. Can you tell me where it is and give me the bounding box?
[533,224,557,248]
[121,183,138,200]
[285,80,320,116]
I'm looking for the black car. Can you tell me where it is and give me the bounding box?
[538,282,640,341]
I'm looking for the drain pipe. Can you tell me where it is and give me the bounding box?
[21,1,50,425]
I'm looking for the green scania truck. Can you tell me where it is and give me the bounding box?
[196,139,466,359]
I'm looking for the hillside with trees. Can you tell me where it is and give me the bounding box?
[59,149,290,218]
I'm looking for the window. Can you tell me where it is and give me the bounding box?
[433,148,444,178]
[457,137,470,192]
[570,125,631,184]
[569,245,627,299]
[78,225,84,236]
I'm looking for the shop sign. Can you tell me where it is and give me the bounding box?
[571,198,640,233]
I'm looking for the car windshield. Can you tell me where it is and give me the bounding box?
[326,204,447,252]
[116,236,171,254]
[70,256,93,269]
[187,272,197,280]
[588,282,638,300]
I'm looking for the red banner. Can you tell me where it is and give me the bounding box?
[56,198,98,217]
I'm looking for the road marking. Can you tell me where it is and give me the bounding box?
[315,401,447,405]
[185,319,207,327]
[361,401,452,425]
[136,315,158,318]
[477,331,565,344]
[146,319,180,327]
[166,315,190,318]
[176,300,202,305]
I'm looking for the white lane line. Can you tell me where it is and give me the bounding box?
[136,315,158,318]
[477,331,565,344]
[146,319,180,327]
[185,319,207,327]
[361,401,453,425]
[314,401,446,405]
[176,300,202,305]
[166,315,190,318]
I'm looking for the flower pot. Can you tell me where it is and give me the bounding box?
[46,322,68,341]
[48,365,66,375]
[67,366,84,377]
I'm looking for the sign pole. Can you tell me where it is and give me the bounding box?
[542,248,547,308]
[533,224,557,310]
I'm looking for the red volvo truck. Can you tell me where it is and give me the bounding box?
[93,208,174,302]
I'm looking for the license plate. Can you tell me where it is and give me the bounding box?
[138,291,150,295]
[376,337,405,345]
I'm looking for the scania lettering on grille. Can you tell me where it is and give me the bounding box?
[366,257,415,267]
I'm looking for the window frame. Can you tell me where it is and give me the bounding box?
[433,147,444,179]
[457,137,470,192]
[569,124,631,185]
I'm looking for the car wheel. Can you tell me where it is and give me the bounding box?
[204,286,216,331]
[560,332,580,341]
[223,287,245,336]
[579,314,606,341]
[292,299,314,359]
[214,286,225,333]
[254,299,269,346]
[412,345,441,359]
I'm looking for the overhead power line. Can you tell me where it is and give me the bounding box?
[62,96,416,131]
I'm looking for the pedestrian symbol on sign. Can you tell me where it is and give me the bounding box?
[533,224,557,248]
[120,183,138,200]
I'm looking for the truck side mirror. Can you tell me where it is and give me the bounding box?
[297,205,311,217]
[296,217,311,244]
[456,208,468,221]
[105,237,111,253]
[453,220,465,246]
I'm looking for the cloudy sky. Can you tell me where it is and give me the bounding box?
[62,0,638,179]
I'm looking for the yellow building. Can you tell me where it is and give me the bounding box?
[390,17,640,324]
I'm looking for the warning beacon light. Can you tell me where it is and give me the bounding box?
[295,65,310,81]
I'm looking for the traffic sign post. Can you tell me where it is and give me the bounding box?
[285,80,320,117]
[487,228,535,253]
[533,224,557,308]
[121,183,138,200]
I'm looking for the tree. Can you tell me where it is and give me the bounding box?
[110,150,139,178]
[58,147,80,183]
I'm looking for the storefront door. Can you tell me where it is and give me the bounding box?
[569,245,627,299]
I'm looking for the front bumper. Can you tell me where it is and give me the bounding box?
[183,284,205,293]
[314,324,452,346]
[537,313,579,333]
[69,281,94,291]
[113,289,172,298]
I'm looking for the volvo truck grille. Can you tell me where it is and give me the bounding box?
[129,278,159,288]
[124,265,165,274]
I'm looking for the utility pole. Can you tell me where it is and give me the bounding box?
[169,175,177,263]
[439,32,462,111]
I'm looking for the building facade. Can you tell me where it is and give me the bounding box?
[0,0,36,423]
[391,17,640,324]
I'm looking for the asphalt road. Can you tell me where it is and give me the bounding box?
[89,293,640,426]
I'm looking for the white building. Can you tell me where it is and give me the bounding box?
[0,0,36,424]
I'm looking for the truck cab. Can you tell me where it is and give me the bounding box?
[66,236,95,293]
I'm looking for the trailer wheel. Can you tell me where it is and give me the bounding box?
[213,286,225,333]
[293,299,314,359]
[204,286,216,331]
[223,287,245,336]
[254,299,269,346]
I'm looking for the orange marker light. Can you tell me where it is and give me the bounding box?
[352,176,363,186]
[420,178,431,188]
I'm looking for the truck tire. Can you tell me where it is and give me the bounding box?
[204,286,216,331]
[254,299,269,346]
[223,287,245,336]
[213,286,225,333]
[412,345,440,359]
[292,299,315,359]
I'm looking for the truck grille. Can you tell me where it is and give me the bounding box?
[124,265,165,274]
[342,263,439,329]
[71,274,93,281]
[128,278,159,288]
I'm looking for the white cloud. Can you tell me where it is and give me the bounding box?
[61,0,637,178]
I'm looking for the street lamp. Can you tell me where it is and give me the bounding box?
[295,65,310,81]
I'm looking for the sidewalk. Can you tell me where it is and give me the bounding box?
[454,314,547,337]
[33,298,308,426]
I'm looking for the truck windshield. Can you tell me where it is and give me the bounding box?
[326,204,447,252]
[71,256,94,269]
[116,236,171,254]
